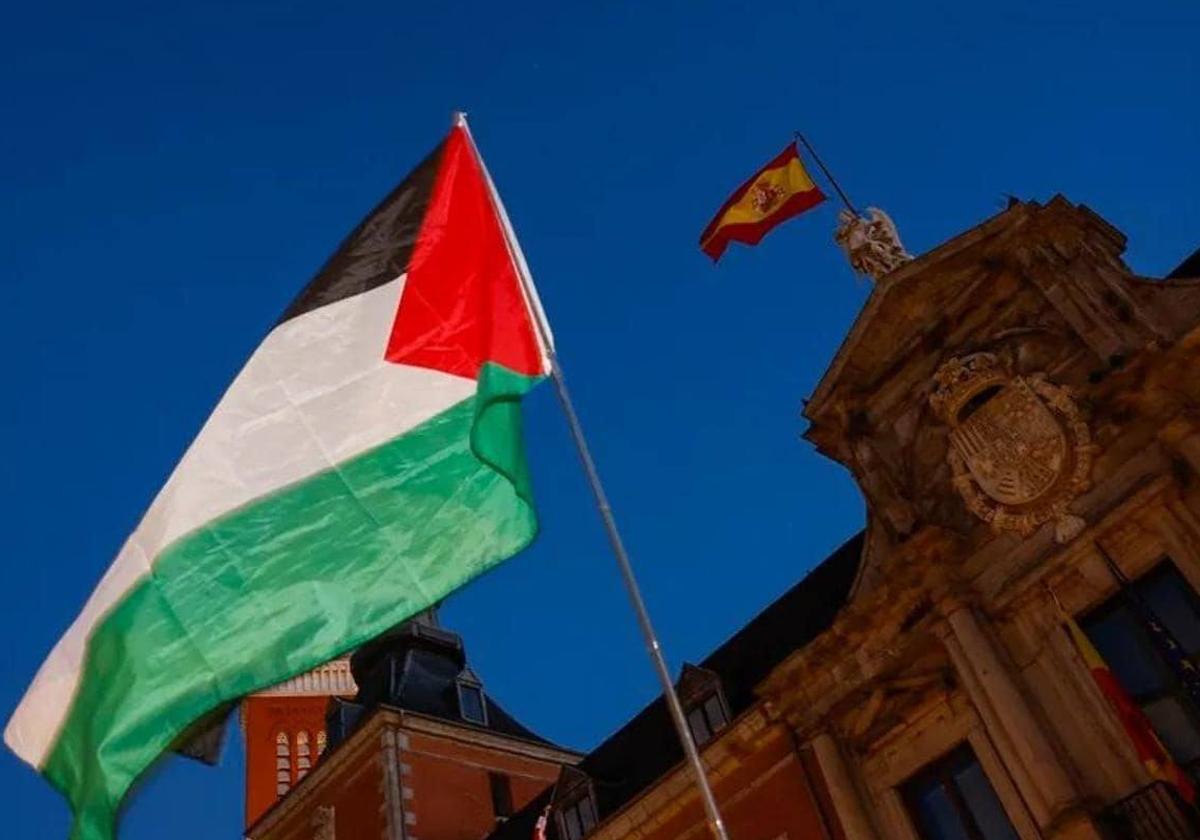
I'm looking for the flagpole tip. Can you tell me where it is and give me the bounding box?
[452,111,469,128]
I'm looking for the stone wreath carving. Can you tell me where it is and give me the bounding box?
[929,353,1092,543]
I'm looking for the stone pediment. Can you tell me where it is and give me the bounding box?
[803,196,1196,597]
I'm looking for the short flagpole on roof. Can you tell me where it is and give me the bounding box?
[794,131,859,216]
[457,112,732,840]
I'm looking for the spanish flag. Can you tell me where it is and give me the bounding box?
[1063,613,1196,802]
[700,142,826,261]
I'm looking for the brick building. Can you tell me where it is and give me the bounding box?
[244,609,579,839]
[243,657,357,825]
[248,197,1200,840]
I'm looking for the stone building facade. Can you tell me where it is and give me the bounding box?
[248,196,1200,840]
[484,197,1200,840]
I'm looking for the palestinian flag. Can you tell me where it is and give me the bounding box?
[699,142,825,262]
[5,116,553,840]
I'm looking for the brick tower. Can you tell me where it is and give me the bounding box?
[242,657,358,826]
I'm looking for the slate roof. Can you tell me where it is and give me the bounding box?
[1167,247,1200,280]
[326,609,559,749]
[486,531,864,840]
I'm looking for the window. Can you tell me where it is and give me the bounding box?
[686,691,729,746]
[557,794,598,840]
[901,744,1018,840]
[316,730,327,758]
[489,772,514,819]
[296,731,311,780]
[457,670,488,725]
[677,664,730,747]
[1082,560,1200,771]
[275,732,291,797]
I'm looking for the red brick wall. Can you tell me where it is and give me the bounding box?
[636,727,832,840]
[401,729,562,840]
[249,715,567,840]
[251,733,388,840]
[243,696,332,827]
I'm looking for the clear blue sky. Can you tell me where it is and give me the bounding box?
[2,1,1197,836]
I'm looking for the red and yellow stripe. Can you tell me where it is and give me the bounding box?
[1064,615,1195,802]
[700,143,825,261]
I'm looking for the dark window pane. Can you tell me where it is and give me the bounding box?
[579,796,597,832]
[459,683,486,724]
[903,746,1018,840]
[909,778,969,840]
[489,772,513,818]
[703,694,728,732]
[687,706,712,746]
[1140,568,1200,656]
[1142,695,1200,764]
[1086,606,1172,697]
[953,760,1019,840]
[563,805,582,840]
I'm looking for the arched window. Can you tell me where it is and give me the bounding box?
[274,732,290,797]
[316,730,328,757]
[296,731,312,780]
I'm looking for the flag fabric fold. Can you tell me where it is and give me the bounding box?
[1062,612,1195,802]
[699,142,825,261]
[5,118,552,840]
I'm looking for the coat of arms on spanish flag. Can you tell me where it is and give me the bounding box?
[699,142,826,261]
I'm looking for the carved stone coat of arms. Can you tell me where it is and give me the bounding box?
[929,353,1092,542]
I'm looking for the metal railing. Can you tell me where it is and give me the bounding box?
[1103,782,1199,839]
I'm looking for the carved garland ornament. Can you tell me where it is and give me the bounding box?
[929,353,1092,543]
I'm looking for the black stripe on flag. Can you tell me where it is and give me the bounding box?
[279,140,446,324]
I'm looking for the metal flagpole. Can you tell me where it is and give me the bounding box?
[544,359,731,840]
[457,112,732,840]
[794,131,859,216]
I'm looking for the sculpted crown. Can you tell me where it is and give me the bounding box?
[929,352,1008,423]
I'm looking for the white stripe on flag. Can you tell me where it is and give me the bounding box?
[6,276,475,767]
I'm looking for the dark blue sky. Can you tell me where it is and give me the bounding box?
[2,1,1197,836]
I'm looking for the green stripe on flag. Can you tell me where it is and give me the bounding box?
[45,363,541,840]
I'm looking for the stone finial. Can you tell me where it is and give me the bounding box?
[834,207,912,280]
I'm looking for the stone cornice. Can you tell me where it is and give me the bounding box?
[390,708,583,765]
[248,657,357,698]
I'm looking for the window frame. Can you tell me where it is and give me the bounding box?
[900,743,1017,840]
[489,771,514,820]
[553,769,599,840]
[677,664,731,748]
[274,731,291,797]
[685,690,730,747]
[555,791,598,840]
[457,674,489,726]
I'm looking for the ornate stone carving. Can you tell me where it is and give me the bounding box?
[834,208,912,280]
[929,353,1092,542]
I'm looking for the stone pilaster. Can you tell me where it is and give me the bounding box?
[810,731,879,840]
[940,600,1098,837]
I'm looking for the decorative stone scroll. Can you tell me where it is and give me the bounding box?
[929,353,1092,542]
